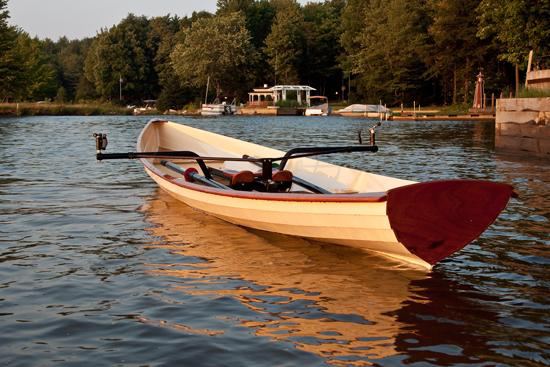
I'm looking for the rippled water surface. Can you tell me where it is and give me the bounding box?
[0,115,548,366]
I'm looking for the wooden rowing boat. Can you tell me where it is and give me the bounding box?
[95,119,515,270]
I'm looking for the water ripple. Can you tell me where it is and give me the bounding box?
[0,115,548,366]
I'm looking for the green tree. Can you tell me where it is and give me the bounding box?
[0,0,24,101]
[245,1,276,50]
[218,1,276,88]
[54,37,93,101]
[12,32,58,100]
[217,0,275,49]
[302,0,345,96]
[351,0,430,104]
[339,0,368,71]
[171,12,257,99]
[427,0,487,104]
[75,73,98,101]
[55,86,67,103]
[178,11,214,31]
[84,14,155,102]
[217,0,254,13]
[478,0,550,66]
[478,0,550,94]
[0,0,10,51]
[264,0,305,84]
[148,15,194,111]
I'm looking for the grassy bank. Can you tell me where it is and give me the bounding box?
[391,104,471,116]
[0,103,133,116]
[517,88,550,98]
[329,102,472,115]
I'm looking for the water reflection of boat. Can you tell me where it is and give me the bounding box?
[142,190,428,364]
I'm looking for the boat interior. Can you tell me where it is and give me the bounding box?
[140,121,415,196]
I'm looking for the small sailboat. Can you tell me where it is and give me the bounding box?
[200,76,237,116]
[93,120,515,270]
[201,98,237,116]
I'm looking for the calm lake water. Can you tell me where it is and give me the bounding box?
[0,115,548,366]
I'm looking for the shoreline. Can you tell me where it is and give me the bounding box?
[0,103,133,117]
[0,102,494,121]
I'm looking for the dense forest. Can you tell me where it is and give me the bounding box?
[0,0,549,110]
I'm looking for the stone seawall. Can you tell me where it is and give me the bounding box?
[495,98,550,158]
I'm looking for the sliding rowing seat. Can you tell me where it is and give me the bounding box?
[208,167,255,191]
[253,169,294,192]
[209,167,294,192]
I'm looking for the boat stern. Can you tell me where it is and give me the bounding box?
[386,180,515,266]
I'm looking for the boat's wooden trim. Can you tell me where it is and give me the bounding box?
[141,158,387,203]
[386,180,514,265]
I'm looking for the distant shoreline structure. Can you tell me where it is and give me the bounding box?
[0,102,496,121]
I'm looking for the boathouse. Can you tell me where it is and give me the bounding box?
[247,85,316,107]
[248,87,274,107]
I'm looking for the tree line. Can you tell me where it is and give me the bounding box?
[1,0,548,110]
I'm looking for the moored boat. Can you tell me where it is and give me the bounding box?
[336,104,391,118]
[201,98,237,116]
[305,96,329,116]
[94,119,515,270]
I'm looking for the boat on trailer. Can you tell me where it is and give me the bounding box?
[94,119,515,270]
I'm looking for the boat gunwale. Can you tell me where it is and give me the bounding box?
[137,120,388,203]
[142,161,388,202]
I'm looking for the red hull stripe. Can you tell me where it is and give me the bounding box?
[386,180,514,265]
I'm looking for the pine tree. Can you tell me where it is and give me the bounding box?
[351,0,430,104]
[0,0,22,100]
[428,0,486,104]
[264,0,305,84]
[302,0,345,95]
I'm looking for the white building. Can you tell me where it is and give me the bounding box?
[248,85,317,106]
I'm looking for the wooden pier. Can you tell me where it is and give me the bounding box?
[390,114,495,122]
[496,98,550,158]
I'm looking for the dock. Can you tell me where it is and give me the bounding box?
[390,114,495,122]
[239,106,306,116]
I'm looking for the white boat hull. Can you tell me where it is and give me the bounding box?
[305,99,329,116]
[201,103,236,116]
[136,120,515,270]
[305,108,328,116]
[145,168,427,266]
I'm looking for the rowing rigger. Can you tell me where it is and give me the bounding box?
[93,125,380,193]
